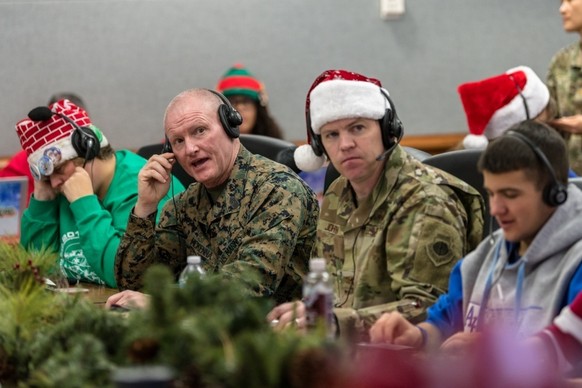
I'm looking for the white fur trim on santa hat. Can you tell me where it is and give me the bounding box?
[462,134,489,150]
[485,66,550,140]
[294,144,326,172]
[309,80,387,134]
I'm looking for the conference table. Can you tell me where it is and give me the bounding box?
[84,282,119,305]
[57,282,119,306]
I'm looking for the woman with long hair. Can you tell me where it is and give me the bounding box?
[216,64,284,139]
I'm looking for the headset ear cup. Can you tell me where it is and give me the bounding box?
[506,130,567,207]
[380,92,404,151]
[71,127,100,161]
[162,136,173,153]
[218,104,241,138]
[380,109,403,150]
[544,183,568,207]
[391,116,403,143]
[311,134,325,157]
[380,110,393,150]
[228,107,243,127]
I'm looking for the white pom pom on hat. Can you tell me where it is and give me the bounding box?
[294,144,326,172]
[462,134,490,150]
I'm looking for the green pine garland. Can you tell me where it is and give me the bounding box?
[0,243,349,387]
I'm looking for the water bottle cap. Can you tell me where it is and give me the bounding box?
[309,258,326,272]
[187,255,202,265]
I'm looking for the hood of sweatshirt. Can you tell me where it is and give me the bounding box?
[516,185,582,266]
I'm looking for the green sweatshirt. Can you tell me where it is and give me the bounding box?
[20,150,184,287]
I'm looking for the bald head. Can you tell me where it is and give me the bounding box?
[164,89,222,127]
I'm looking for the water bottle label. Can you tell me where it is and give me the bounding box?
[305,291,334,329]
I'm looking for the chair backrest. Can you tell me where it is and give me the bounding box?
[323,146,433,194]
[402,146,432,162]
[423,148,497,236]
[136,143,194,187]
[239,134,296,164]
[569,177,582,191]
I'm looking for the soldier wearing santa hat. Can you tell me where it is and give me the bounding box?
[268,69,485,341]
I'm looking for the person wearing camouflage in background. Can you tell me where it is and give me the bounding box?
[110,88,318,308]
[267,70,484,342]
[547,0,582,175]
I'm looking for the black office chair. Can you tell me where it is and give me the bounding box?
[239,134,302,172]
[136,143,194,187]
[402,146,432,162]
[239,134,297,163]
[323,146,432,193]
[423,148,497,235]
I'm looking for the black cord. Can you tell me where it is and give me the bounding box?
[169,168,186,261]
[508,74,530,120]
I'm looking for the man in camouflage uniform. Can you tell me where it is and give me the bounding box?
[112,88,319,305]
[267,70,484,341]
[547,0,582,175]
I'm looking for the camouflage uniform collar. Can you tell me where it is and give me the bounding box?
[334,145,405,231]
[200,145,252,222]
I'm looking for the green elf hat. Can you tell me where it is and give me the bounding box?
[216,63,266,103]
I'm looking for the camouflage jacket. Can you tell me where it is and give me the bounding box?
[315,146,484,341]
[547,41,582,175]
[115,146,319,304]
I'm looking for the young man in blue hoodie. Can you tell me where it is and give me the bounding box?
[369,120,582,353]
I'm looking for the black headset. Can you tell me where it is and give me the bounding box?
[209,89,243,139]
[505,130,568,207]
[27,106,100,170]
[505,74,567,206]
[162,89,243,153]
[67,118,100,163]
[306,87,403,157]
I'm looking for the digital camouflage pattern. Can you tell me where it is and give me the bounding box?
[115,146,319,304]
[547,41,582,175]
[315,146,485,341]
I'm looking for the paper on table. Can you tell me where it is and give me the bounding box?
[50,287,89,294]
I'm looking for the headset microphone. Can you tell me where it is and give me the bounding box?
[28,106,54,121]
[376,148,391,161]
[376,150,390,162]
[375,134,401,161]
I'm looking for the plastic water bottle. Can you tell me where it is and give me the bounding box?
[178,255,205,287]
[303,258,335,338]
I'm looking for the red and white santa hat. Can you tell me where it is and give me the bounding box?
[294,69,390,172]
[15,99,108,180]
[458,65,550,150]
